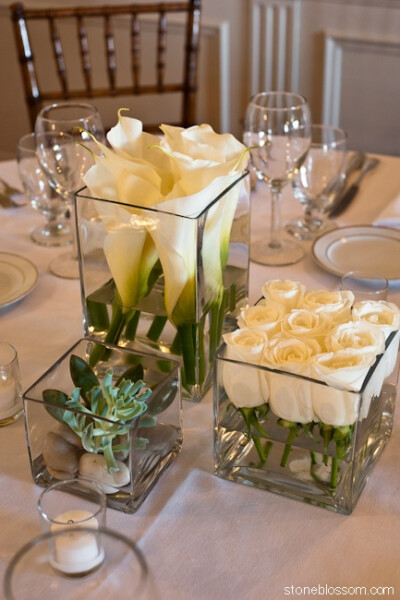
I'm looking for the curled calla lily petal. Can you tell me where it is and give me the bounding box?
[160,123,247,164]
[103,223,158,310]
[262,280,305,311]
[150,173,244,322]
[301,290,354,324]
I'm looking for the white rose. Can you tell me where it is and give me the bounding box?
[237,301,285,337]
[301,290,354,324]
[261,337,318,422]
[352,300,400,339]
[263,336,320,375]
[222,328,267,408]
[262,279,305,311]
[311,350,376,392]
[326,321,386,356]
[281,309,331,351]
[311,381,360,427]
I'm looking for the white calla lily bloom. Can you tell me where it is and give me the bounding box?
[83,116,249,325]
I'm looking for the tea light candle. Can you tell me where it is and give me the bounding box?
[50,510,104,575]
[0,375,17,419]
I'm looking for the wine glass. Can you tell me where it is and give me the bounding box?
[243,91,311,266]
[285,124,347,240]
[35,102,105,279]
[16,133,72,247]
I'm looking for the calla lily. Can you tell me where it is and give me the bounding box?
[82,114,249,390]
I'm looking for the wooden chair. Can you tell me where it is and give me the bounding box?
[10,0,201,131]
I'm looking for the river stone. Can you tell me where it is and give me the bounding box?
[43,431,80,475]
[79,453,131,494]
[55,423,82,448]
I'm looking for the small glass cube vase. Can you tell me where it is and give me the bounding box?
[75,172,250,402]
[214,332,400,515]
[23,339,182,513]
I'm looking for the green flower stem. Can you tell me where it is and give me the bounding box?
[216,290,228,348]
[125,310,140,340]
[170,332,182,355]
[240,407,271,466]
[321,423,333,466]
[330,457,339,489]
[279,420,300,467]
[147,316,168,342]
[176,323,196,386]
[89,304,128,367]
[209,302,221,361]
[198,317,206,386]
[86,298,110,332]
[229,282,237,313]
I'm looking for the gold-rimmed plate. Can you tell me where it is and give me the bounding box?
[312,225,400,280]
[0,252,38,308]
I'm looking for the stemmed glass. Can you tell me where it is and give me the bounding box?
[35,102,105,279]
[285,124,347,240]
[16,133,72,247]
[243,91,311,266]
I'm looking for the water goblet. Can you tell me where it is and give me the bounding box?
[285,124,347,240]
[16,133,72,247]
[35,102,105,279]
[243,91,311,266]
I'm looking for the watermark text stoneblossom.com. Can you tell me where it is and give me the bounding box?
[284,584,395,596]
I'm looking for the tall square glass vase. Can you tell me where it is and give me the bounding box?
[214,332,400,515]
[23,339,182,514]
[75,172,250,402]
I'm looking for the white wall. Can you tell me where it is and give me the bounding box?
[0,0,399,159]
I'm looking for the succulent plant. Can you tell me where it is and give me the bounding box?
[43,355,156,473]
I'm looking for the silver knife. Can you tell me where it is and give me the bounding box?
[329,157,380,218]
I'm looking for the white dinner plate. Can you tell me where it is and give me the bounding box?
[312,225,400,280]
[0,252,38,308]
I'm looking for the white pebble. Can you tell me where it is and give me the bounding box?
[79,453,130,494]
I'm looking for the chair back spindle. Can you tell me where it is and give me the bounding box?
[10,0,201,130]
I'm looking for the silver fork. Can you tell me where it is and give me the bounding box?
[0,178,25,208]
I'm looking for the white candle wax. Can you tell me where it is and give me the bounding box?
[50,510,104,574]
[0,375,17,420]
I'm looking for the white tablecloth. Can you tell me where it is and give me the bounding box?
[1,156,400,599]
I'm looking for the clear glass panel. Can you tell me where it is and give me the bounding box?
[214,332,400,514]
[75,172,250,401]
[23,339,182,513]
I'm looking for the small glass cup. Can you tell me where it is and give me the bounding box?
[340,270,389,301]
[0,342,23,427]
[3,526,151,599]
[37,479,107,576]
